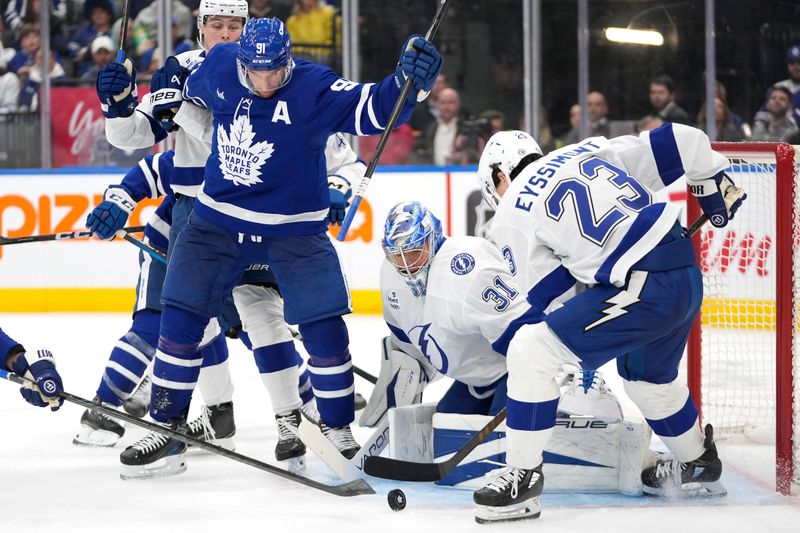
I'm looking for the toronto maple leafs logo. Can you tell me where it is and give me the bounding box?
[217,98,274,187]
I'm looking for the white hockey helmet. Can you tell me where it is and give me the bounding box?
[477,130,542,210]
[197,0,249,49]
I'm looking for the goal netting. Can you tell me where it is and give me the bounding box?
[687,142,799,495]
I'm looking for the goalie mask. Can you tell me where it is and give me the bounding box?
[237,17,295,97]
[197,0,248,50]
[477,130,542,210]
[382,201,445,297]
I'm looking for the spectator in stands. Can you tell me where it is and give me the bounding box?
[750,85,799,142]
[416,87,467,166]
[250,0,292,21]
[774,45,800,125]
[286,0,340,66]
[359,123,416,165]
[409,72,450,141]
[17,47,66,111]
[80,35,115,81]
[3,0,66,31]
[67,0,114,76]
[696,96,746,142]
[636,114,664,133]
[137,19,195,75]
[0,71,21,113]
[6,23,40,75]
[131,0,193,57]
[556,91,611,148]
[649,75,691,124]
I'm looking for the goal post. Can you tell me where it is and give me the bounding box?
[687,142,799,495]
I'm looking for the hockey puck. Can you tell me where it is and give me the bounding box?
[387,489,406,511]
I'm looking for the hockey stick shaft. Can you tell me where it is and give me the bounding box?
[0,368,374,497]
[0,226,144,246]
[116,230,167,264]
[682,213,708,238]
[363,407,507,481]
[336,0,450,242]
[116,0,131,62]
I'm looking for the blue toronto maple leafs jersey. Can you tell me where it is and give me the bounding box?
[183,42,415,236]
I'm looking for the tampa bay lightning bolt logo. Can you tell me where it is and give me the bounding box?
[450,253,475,275]
[409,323,449,373]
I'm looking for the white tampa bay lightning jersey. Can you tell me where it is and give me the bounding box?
[489,123,729,311]
[105,49,210,197]
[381,236,533,388]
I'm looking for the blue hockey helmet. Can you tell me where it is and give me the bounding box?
[382,201,446,297]
[237,17,294,96]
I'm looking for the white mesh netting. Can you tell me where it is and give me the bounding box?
[697,144,799,490]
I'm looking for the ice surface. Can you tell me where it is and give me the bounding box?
[1,313,798,533]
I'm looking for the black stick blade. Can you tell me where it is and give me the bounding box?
[363,456,443,482]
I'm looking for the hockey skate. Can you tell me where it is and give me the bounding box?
[473,464,544,524]
[119,420,188,480]
[185,402,236,452]
[123,374,151,418]
[275,409,306,473]
[558,369,623,423]
[641,424,726,497]
[73,396,125,447]
[319,420,361,460]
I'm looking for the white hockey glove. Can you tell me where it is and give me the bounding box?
[690,171,747,228]
[359,336,429,427]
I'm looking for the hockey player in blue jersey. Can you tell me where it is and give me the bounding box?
[128,17,440,474]
[1,328,64,411]
[467,124,746,523]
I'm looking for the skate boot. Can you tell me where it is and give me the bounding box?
[73,396,126,447]
[641,424,726,497]
[319,421,360,459]
[558,369,623,422]
[119,419,187,479]
[354,392,367,411]
[123,374,151,418]
[474,464,544,524]
[185,401,236,451]
[275,409,306,473]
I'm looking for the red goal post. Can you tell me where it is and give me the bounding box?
[687,142,799,495]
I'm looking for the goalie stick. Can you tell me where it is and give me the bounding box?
[0,369,374,497]
[336,0,450,241]
[0,226,145,245]
[363,407,507,482]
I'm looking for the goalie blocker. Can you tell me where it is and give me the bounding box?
[389,404,656,494]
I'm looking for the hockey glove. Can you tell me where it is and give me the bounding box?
[149,56,188,131]
[395,34,443,104]
[96,58,138,119]
[690,171,747,228]
[327,174,352,226]
[87,186,136,240]
[10,348,64,411]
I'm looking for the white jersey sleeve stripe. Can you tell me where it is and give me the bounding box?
[353,83,374,136]
[137,158,159,199]
[366,94,385,130]
[151,152,166,196]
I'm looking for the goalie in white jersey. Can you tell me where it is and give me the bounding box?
[470,125,746,523]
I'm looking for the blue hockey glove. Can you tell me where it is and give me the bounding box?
[328,174,352,225]
[395,34,443,104]
[96,58,138,119]
[86,186,136,240]
[690,171,747,228]
[10,348,64,411]
[149,56,188,131]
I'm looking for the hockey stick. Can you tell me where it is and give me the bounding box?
[336,0,450,242]
[115,229,167,264]
[363,407,507,482]
[116,0,131,63]
[682,214,708,238]
[0,226,144,246]
[0,369,374,497]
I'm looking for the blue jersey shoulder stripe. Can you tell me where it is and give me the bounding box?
[649,123,685,186]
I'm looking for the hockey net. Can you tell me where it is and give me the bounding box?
[687,142,799,495]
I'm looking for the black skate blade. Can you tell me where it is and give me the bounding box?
[339,478,376,496]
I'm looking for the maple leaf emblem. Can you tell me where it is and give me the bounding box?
[217,114,274,187]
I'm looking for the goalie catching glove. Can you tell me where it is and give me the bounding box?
[690,171,746,228]
[359,336,434,427]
